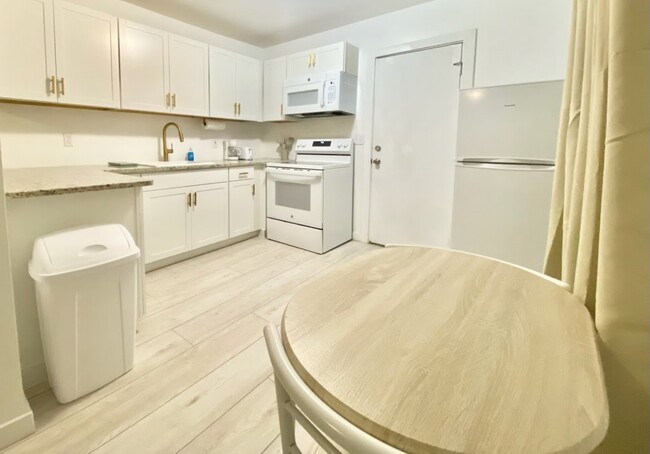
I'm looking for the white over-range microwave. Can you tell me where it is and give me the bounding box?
[283,71,358,118]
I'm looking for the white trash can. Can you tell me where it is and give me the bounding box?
[29,224,140,404]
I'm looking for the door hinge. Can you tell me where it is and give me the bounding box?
[453,61,463,75]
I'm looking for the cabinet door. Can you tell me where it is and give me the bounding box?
[191,183,229,248]
[53,2,120,108]
[0,0,56,102]
[263,57,286,121]
[286,51,313,79]
[236,56,262,121]
[313,43,345,74]
[169,34,209,116]
[119,20,170,113]
[143,188,191,263]
[229,180,255,238]
[208,47,237,119]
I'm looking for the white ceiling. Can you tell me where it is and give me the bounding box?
[122,0,433,46]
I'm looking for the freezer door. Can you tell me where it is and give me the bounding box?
[451,163,554,272]
[457,80,563,161]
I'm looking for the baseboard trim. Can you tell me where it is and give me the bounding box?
[0,409,35,450]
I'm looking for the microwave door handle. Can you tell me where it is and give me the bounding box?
[319,81,326,107]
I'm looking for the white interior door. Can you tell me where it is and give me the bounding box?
[169,34,209,116]
[0,0,56,102]
[119,20,170,113]
[369,44,462,247]
[54,2,120,108]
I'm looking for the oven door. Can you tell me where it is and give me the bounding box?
[266,168,323,228]
[284,80,326,115]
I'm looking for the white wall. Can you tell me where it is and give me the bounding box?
[0,153,34,449]
[0,104,271,169]
[260,0,571,241]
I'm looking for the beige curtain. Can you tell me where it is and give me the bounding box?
[544,0,649,451]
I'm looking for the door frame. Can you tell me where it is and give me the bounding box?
[356,30,477,243]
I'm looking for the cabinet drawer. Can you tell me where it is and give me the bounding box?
[229,166,254,181]
[143,169,228,191]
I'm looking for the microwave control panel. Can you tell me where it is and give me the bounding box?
[325,80,338,105]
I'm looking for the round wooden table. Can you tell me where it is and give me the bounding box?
[282,247,608,454]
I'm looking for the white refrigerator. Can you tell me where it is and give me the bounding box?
[451,80,563,271]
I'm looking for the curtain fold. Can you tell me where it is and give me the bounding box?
[544,0,649,451]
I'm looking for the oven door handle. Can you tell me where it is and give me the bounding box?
[266,170,322,184]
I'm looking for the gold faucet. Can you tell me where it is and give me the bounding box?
[162,122,184,161]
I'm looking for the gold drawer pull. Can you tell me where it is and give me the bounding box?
[172,93,176,108]
[193,192,197,206]
[187,193,192,207]
[58,77,65,96]
[48,76,56,94]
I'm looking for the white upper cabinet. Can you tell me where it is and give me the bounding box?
[209,47,262,121]
[286,42,359,80]
[54,2,120,108]
[236,55,262,121]
[119,20,170,113]
[120,22,208,115]
[168,34,209,116]
[209,47,238,118]
[0,0,56,102]
[263,56,287,121]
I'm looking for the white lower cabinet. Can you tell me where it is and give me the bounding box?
[143,169,258,264]
[191,182,229,248]
[229,179,255,237]
[143,187,192,263]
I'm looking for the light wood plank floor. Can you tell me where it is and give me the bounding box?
[4,238,377,454]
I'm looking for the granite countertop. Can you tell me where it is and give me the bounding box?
[3,159,291,199]
[110,158,291,175]
[3,166,153,199]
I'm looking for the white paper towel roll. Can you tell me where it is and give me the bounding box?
[202,119,226,130]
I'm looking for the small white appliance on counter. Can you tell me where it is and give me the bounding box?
[451,80,563,271]
[266,138,353,253]
[284,71,358,118]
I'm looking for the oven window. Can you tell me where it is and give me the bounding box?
[275,181,311,211]
[287,89,318,107]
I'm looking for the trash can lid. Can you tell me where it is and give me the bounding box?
[29,224,140,280]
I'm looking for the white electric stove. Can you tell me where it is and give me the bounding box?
[265,139,353,254]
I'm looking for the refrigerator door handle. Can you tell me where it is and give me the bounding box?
[456,157,555,166]
[456,162,555,171]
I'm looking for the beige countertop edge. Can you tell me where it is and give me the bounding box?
[109,159,288,175]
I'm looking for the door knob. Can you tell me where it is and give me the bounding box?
[372,158,381,165]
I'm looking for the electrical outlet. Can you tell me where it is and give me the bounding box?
[63,134,73,147]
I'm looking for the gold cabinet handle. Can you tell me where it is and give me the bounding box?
[172,93,176,108]
[58,77,65,96]
[312,53,316,68]
[187,193,192,208]
[234,102,237,115]
[48,76,56,94]
[252,183,256,196]
[280,103,283,116]
[308,54,313,68]
[193,192,197,206]
[237,103,241,115]
[166,93,171,107]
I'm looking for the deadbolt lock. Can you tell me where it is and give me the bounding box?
[374,145,382,152]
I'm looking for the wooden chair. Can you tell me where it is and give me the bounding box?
[384,244,571,291]
[263,324,403,454]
